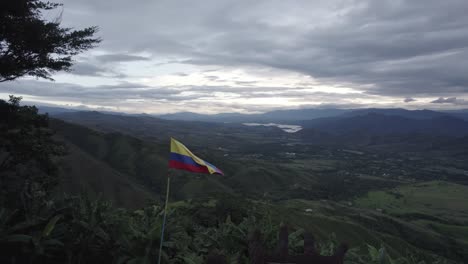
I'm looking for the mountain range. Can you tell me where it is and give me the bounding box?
[299,113,468,137]
[39,104,468,123]
[47,106,468,140]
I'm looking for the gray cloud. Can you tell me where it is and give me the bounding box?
[0,79,376,113]
[71,62,108,77]
[404,98,416,103]
[70,62,127,78]
[0,80,177,101]
[6,0,468,112]
[68,53,151,78]
[204,75,219,81]
[67,0,467,98]
[430,97,466,105]
[234,81,257,86]
[96,54,151,63]
[174,72,189,77]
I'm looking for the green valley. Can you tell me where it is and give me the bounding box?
[32,110,467,263]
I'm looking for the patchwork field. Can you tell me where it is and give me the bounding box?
[355,181,468,260]
[355,181,468,223]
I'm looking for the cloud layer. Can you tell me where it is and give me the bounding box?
[1,0,468,112]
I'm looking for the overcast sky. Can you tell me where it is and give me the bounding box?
[1,0,468,113]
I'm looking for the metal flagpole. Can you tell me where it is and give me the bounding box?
[157,174,171,264]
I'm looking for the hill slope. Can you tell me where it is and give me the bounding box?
[50,119,323,203]
[56,141,156,208]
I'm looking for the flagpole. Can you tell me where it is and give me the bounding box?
[157,173,171,264]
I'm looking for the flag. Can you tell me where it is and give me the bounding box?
[169,138,224,175]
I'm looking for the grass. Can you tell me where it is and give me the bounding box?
[354,181,468,262]
[266,199,447,261]
[355,181,468,223]
[415,220,468,243]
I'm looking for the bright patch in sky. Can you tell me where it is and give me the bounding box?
[1,0,468,113]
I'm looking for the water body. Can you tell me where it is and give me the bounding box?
[243,123,303,133]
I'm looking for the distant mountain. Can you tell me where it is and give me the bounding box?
[37,105,79,115]
[158,108,348,123]
[53,111,286,148]
[253,108,348,122]
[54,109,468,149]
[38,105,142,117]
[158,108,468,124]
[299,113,468,137]
[343,108,448,120]
[39,103,468,124]
[157,111,207,121]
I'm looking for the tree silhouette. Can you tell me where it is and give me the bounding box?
[0,0,100,82]
[0,96,65,212]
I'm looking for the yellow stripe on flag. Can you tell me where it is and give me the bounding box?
[170,138,218,174]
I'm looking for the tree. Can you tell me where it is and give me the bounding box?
[0,0,100,82]
[0,96,65,212]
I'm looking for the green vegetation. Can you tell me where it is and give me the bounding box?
[0,96,65,211]
[355,181,468,218]
[0,193,458,263]
[355,181,468,261]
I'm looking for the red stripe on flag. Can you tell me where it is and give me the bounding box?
[168,160,210,174]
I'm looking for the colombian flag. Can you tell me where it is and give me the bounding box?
[169,138,224,175]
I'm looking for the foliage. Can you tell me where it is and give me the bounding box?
[0,192,460,263]
[0,96,65,212]
[0,0,100,82]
